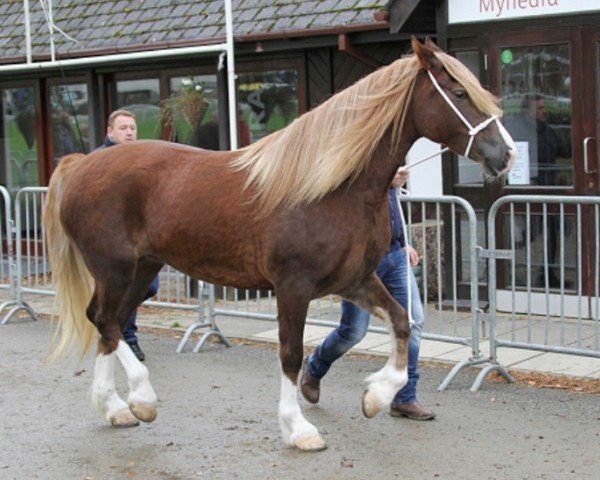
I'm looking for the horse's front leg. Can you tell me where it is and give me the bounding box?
[345,273,410,418]
[276,286,327,452]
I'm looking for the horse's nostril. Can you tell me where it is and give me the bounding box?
[502,146,516,173]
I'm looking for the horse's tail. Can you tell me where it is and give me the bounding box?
[43,153,96,361]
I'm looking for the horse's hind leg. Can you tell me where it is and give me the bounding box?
[87,259,161,426]
[276,286,327,452]
[344,273,410,418]
[113,258,163,423]
[90,335,140,427]
[88,290,137,426]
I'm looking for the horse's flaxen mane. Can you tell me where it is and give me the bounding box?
[232,50,500,215]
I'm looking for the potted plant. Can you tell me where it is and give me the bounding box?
[161,78,209,142]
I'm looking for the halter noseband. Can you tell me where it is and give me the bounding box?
[427,70,500,160]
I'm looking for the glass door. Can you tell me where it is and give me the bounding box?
[488,28,597,295]
[582,27,600,193]
[581,26,600,301]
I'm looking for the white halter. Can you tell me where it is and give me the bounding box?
[426,70,500,160]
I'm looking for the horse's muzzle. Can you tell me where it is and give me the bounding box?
[483,142,516,177]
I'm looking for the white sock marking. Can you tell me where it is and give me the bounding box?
[90,351,129,420]
[365,362,408,410]
[115,340,157,407]
[278,369,319,446]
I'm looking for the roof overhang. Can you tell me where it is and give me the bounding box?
[388,0,436,35]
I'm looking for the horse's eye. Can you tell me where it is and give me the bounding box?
[454,90,467,100]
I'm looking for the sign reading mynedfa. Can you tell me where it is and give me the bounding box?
[449,0,600,24]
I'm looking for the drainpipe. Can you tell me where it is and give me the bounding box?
[224,0,238,150]
[48,0,55,62]
[23,0,32,63]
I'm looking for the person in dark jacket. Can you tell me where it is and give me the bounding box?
[300,167,435,420]
[95,109,159,361]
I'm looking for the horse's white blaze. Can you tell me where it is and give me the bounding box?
[278,370,324,449]
[115,340,157,407]
[90,351,129,420]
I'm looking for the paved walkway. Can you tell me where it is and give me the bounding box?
[3,291,600,382]
[4,318,599,480]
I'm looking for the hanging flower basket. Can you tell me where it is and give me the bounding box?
[161,79,210,140]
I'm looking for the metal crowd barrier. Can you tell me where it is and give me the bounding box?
[0,186,12,294]
[473,195,600,390]
[15,187,53,297]
[179,194,484,391]
[1,187,215,334]
[5,185,599,394]
[404,195,485,390]
[0,186,38,324]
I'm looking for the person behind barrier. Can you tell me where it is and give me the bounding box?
[300,166,435,420]
[506,94,570,186]
[95,109,159,361]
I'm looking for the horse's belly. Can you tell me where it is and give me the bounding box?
[161,252,272,291]
[194,269,272,290]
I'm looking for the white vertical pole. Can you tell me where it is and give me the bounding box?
[24,0,32,63]
[224,0,238,150]
[48,0,55,62]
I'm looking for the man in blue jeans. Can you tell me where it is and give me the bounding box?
[301,167,436,420]
[96,109,159,361]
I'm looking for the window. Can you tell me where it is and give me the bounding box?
[0,87,38,192]
[49,83,88,164]
[116,79,161,139]
[237,69,299,145]
[168,75,219,148]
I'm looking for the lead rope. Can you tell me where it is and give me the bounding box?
[405,146,449,171]
[396,187,415,328]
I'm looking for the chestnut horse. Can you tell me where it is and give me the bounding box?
[44,38,514,451]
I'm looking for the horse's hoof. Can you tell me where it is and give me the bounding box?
[110,409,140,428]
[362,389,381,418]
[294,434,327,452]
[129,403,157,423]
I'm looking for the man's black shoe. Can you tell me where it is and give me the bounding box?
[128,342,145,362]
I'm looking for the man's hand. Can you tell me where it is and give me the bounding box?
[392,166,409,189]
[405,245,419,267]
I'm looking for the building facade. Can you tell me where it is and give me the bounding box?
[1,0,599,303]
[0,0,436,192]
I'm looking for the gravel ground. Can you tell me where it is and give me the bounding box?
[1,318,598,480]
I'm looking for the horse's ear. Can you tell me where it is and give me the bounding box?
[411,36,442,72]
[425,37,444,53]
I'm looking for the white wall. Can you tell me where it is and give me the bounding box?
[405,138,443,196]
